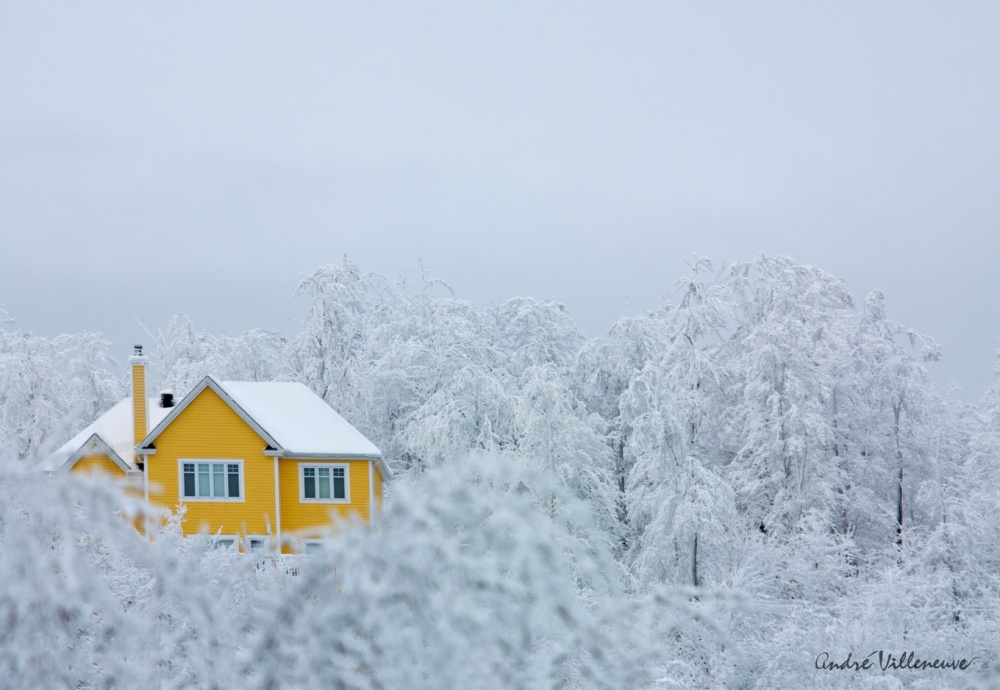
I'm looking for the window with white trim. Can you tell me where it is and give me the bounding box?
[300,464,349,503]
[303,540,326,555]
[180,461,243,500]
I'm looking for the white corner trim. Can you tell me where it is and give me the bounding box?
[274,456,282,547]
[143,453,150,540]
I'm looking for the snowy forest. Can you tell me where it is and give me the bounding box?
[2,254,999,688]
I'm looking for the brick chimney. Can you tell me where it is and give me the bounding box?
[130,344,148,452]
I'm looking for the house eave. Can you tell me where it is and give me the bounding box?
[139,375,282,451]
[62,433,131,474]
[276,452,393,482]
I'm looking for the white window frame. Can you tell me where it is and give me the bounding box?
[178,459,246,502]
[299,462,350,504]
[302,539,327,555]
[186,534,238,551]
[246,536,269,552]
[211,536,237,550]
[193,534,238,550]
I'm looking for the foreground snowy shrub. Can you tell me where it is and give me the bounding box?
[0,457,726,689]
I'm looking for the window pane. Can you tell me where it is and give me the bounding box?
[333,467,346,499]
[198,465,210,497]
[318,467,331,499]
[304,467,317,498]
[228,464,240,498]
[212,464,225,497]
[183,465,195,497]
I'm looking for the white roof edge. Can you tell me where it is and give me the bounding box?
[140,378,385,479]
[376,457,393,482]
[47,396,176,471]
[140,375,282,452]
[216,380,382,458]
[207,377,285,450]
[63,433,130,474]
[279,452,382,460]
[138,378,205,450]
[276,452,393,482]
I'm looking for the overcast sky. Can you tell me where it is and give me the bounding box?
[1,2,998,400]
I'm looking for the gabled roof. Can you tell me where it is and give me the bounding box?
[62,433,131,473]
[141,376,391,480]
[46,397,174,471]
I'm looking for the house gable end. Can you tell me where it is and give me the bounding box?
[63,433,130,474]
[139,376,281,454]
[142,384,280,537]
[149,384,274,456]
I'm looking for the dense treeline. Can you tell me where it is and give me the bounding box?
[1,255,998,687]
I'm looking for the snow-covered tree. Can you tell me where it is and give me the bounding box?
[150,313,291,397]
[7,254,1000,687]
[720,255,856,536]
[846,289,941,554]
[0,453,733,689]
[0,314,122,465]
[573,308,673,548]
[623,260,738,590]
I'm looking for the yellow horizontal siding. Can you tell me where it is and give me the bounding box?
[147,386,276,538]
[279,459,371,538]
[71,454,125,477]
[374,467,383,512]
[132,364,147,448]
[70,454,143,530]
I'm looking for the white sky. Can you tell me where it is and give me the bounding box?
[1,2,998,400]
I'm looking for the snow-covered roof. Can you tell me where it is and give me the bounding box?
[216,380,382,458]
[46,397,174,471]
[141,377,390,479]
[47,377,390,480]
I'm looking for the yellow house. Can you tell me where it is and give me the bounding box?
[51,345,390,552]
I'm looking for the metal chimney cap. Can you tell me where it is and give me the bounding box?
[133,344,143,355]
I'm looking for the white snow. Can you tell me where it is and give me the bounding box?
[49,381,383,472]
[47,397,173,470]
[217,379,382,458]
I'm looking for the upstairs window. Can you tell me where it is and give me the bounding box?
[300,464,348,503]
[181,461,243,500]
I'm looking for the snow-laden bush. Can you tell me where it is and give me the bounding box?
[0,456,728,689]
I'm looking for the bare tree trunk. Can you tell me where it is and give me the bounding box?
[691,533,700,587]
[617,439,629,551]
[894,400,904,550]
